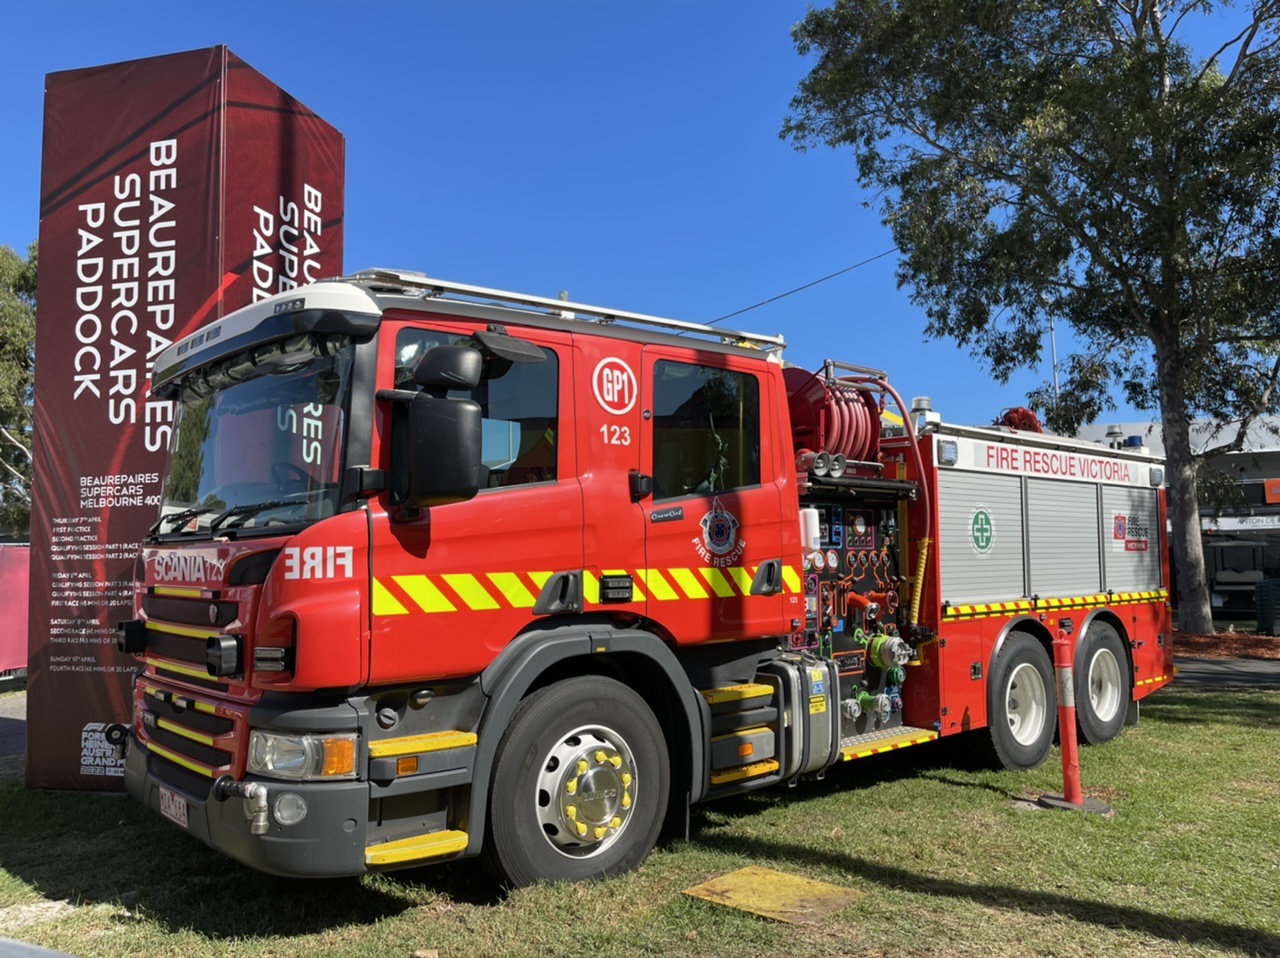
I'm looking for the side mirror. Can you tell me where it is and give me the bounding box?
[405,394,483,507]
[414,344,483,395]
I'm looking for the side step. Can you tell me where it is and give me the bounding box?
[839,726,936,762]
[365,829,469,867]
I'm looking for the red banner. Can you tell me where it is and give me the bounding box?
[0,546,29,673]
[28,47,344,789]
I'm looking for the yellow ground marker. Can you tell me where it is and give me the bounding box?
[683,865,866,924]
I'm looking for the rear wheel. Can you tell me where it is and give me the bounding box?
[1075,622,1130,745]
[986,633,1056,770]
[483,676,669,887]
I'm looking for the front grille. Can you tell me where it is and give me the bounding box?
[142,588,237,691]
[146,630,209,669]
[143,594,237,627]
[138,685,244,783]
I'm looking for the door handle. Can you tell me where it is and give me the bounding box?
[750,559,783,596]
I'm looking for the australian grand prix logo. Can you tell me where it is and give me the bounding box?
[694,496,746,567]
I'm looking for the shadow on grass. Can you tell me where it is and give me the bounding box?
[0,775,497,939]
[690,830,1280,956]
[687,732,1005,830]
[1142,687,1280,730]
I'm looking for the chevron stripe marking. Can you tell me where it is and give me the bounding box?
[728,567,754,596]
[782,565,802,594]
[699,567,737,598]
[643,569,680,601]
[487,572,537,609]
[394,575,456,613]
[442,574,500,611]
[670,568,710,599]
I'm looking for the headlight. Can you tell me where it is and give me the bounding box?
[246,730,357,781]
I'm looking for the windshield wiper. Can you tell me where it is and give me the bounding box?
[208,498,304,533]
[149,506,215,536]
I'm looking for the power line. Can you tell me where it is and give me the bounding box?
[708,247,899,326]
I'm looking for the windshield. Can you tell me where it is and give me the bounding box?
[154,334,355,536]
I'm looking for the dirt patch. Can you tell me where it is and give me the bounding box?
[1174,630,1280,660]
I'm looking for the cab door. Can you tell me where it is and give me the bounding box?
[367,318,583,683]
[637,346,787,644]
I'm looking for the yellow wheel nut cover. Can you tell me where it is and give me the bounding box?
[575,821,588,837]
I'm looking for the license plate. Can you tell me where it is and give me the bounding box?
[159,786,188,829]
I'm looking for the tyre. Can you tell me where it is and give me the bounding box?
[986,633,1056,770]
[1075,621,1130,745]
[482,676,670,887]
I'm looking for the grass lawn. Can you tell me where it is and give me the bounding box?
[1,685,1276,958]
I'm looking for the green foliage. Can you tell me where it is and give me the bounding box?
[0,241,35,535]
[783,1,1280,438]
[784,1,1280,632]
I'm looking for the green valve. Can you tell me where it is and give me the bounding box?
[887,666,906,685]
[851,628,869,648]
[856,691,876,711]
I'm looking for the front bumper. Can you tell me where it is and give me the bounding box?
[124,736,369,878]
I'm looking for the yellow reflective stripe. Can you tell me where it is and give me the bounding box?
[146,621,219,641]
[141,738,217,777]
[487,573,536,609]
[642,569,680,601]
[152,586,204,598]
[156,718,215,747]
[698,567,737,598]
[583,572,600,605]
[395,575,456,613]
[372,579,408,616]
[528,571,553,590]
[145,657,214,681]
[728,567,754,595]
[442,574,500,610]
[368,731,477,758]
[670,568,710,599]
[782,565,802,594]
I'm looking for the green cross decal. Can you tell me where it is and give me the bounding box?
[971,509,994,554]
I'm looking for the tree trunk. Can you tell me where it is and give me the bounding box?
[1155,341,1213,635]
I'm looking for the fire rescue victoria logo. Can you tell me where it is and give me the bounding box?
[695,497,745,566]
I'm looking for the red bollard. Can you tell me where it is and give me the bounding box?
[1037,628,1113,815]
[1052,628,1083,805]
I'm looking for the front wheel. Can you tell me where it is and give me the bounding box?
[1075,622,1130,745]
[483,676,670,887]
[986,633,1057,770]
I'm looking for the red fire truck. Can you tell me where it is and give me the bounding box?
[112,270,1173,885]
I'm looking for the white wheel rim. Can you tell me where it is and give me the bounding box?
[533,724,637,859]
[1088,647,1123,724]
[1005,662,1048,746]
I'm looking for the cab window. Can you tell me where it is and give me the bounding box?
[391,328,559,494]
[652,360,760,500]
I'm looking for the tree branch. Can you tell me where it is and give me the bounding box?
[0,427,31,463]
[0,457,30,502]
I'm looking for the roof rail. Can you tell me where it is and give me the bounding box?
[342,268,786,350]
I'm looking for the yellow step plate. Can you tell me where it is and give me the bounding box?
[367,730,477,758]
[709,758,780,786]
[365,830,468,866]
[840,729,937,762]
[700,683,773,706]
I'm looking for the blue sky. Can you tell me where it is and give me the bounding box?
[0,2,1243,428]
